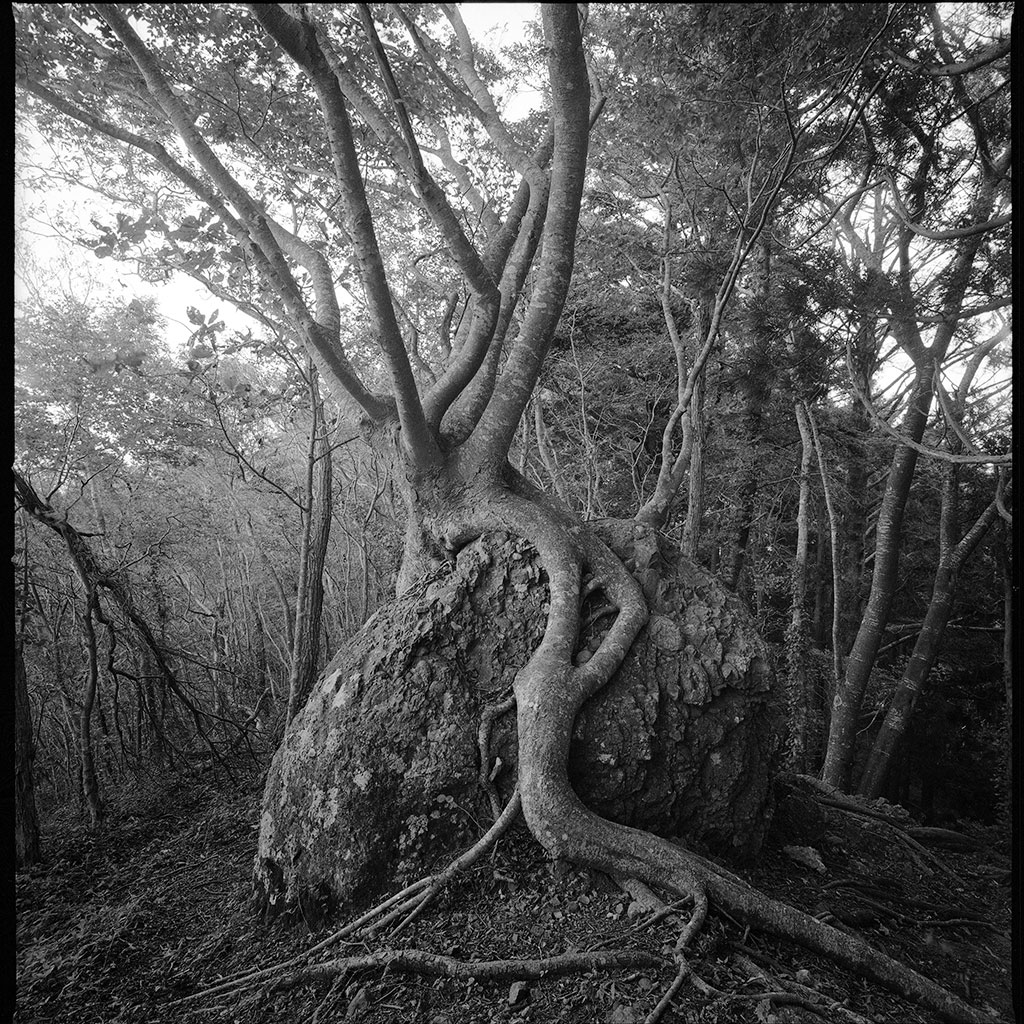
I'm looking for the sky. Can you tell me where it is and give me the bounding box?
[14,4,1008,410]
[14,3,538,352]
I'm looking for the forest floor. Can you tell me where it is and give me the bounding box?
[16,767,1014,1024]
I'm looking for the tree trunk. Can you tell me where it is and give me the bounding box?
[723,461,757,592]
[821,363,933,789]
[14,468,219,755]
[811,499,828,646]
[841,402,870,649]
[784,404,813,772]
[681,348,706,559]
[286,370,334,724]
[16,644,42,867]
[80,593,104,828]
[820,148,1003,790]
[857,486,999,799]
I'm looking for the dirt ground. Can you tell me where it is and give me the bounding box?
[15,769,1013,1024]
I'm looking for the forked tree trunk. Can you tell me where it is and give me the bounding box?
[16,644,42,867]
[857,475,999,799]
[821,364,933,789]
[821,151,1004,790]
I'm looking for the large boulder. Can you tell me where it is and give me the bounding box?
[254,529,780,922]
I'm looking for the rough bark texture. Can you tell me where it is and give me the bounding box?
[254,528,778,921]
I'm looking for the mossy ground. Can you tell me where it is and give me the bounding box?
[16,768,1012,1024]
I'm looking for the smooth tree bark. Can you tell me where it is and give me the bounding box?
[16,644,42,865]
[807,405,844,728]
[857,486,999,799]
[285,366,333,725]
[784,403,814,772]
[820,149,1010,789]
[857,334,1007,798]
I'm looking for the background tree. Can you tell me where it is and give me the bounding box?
[817,3,1011,789]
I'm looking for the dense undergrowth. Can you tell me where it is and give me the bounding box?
[16,766,1012,1024]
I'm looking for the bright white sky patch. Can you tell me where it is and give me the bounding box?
[14,4,539,351]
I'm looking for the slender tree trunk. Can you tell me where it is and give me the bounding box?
[682,351,706,559]
[858,480,999,799]
[14,468,219,756]
[16,644,42,866]
[821,145,1004,790]
[286,369,334,724]
[811,499,828,646]
[806,407,843,739]
[821,363,934,788]
[80,592,104,827]
[841,401,870,649]
[784,404,813,771]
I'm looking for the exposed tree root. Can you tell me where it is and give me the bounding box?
[799,782,966,886]
[238,497,999,1022]
[821,878,1005,933]
[478,693,516,818]
[645,958,692,1024]
[382,786,522,939]
[178,788,523,1005]
[905,826,985,851]
[272,947,664,991]
[728,951,875,1024]
[618,877,668,916]
[589,895,694,952]
[493,493,1000,1024]
[645,876,708,1021]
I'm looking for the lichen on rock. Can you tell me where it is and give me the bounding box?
[254,529,779,922]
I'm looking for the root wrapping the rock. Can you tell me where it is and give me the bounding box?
[497,496,1000,1024]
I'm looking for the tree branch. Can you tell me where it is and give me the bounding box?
[248,3,440,465]
[844,338,1011,466]
[884,37,1010,77]
[465,6,590,465]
